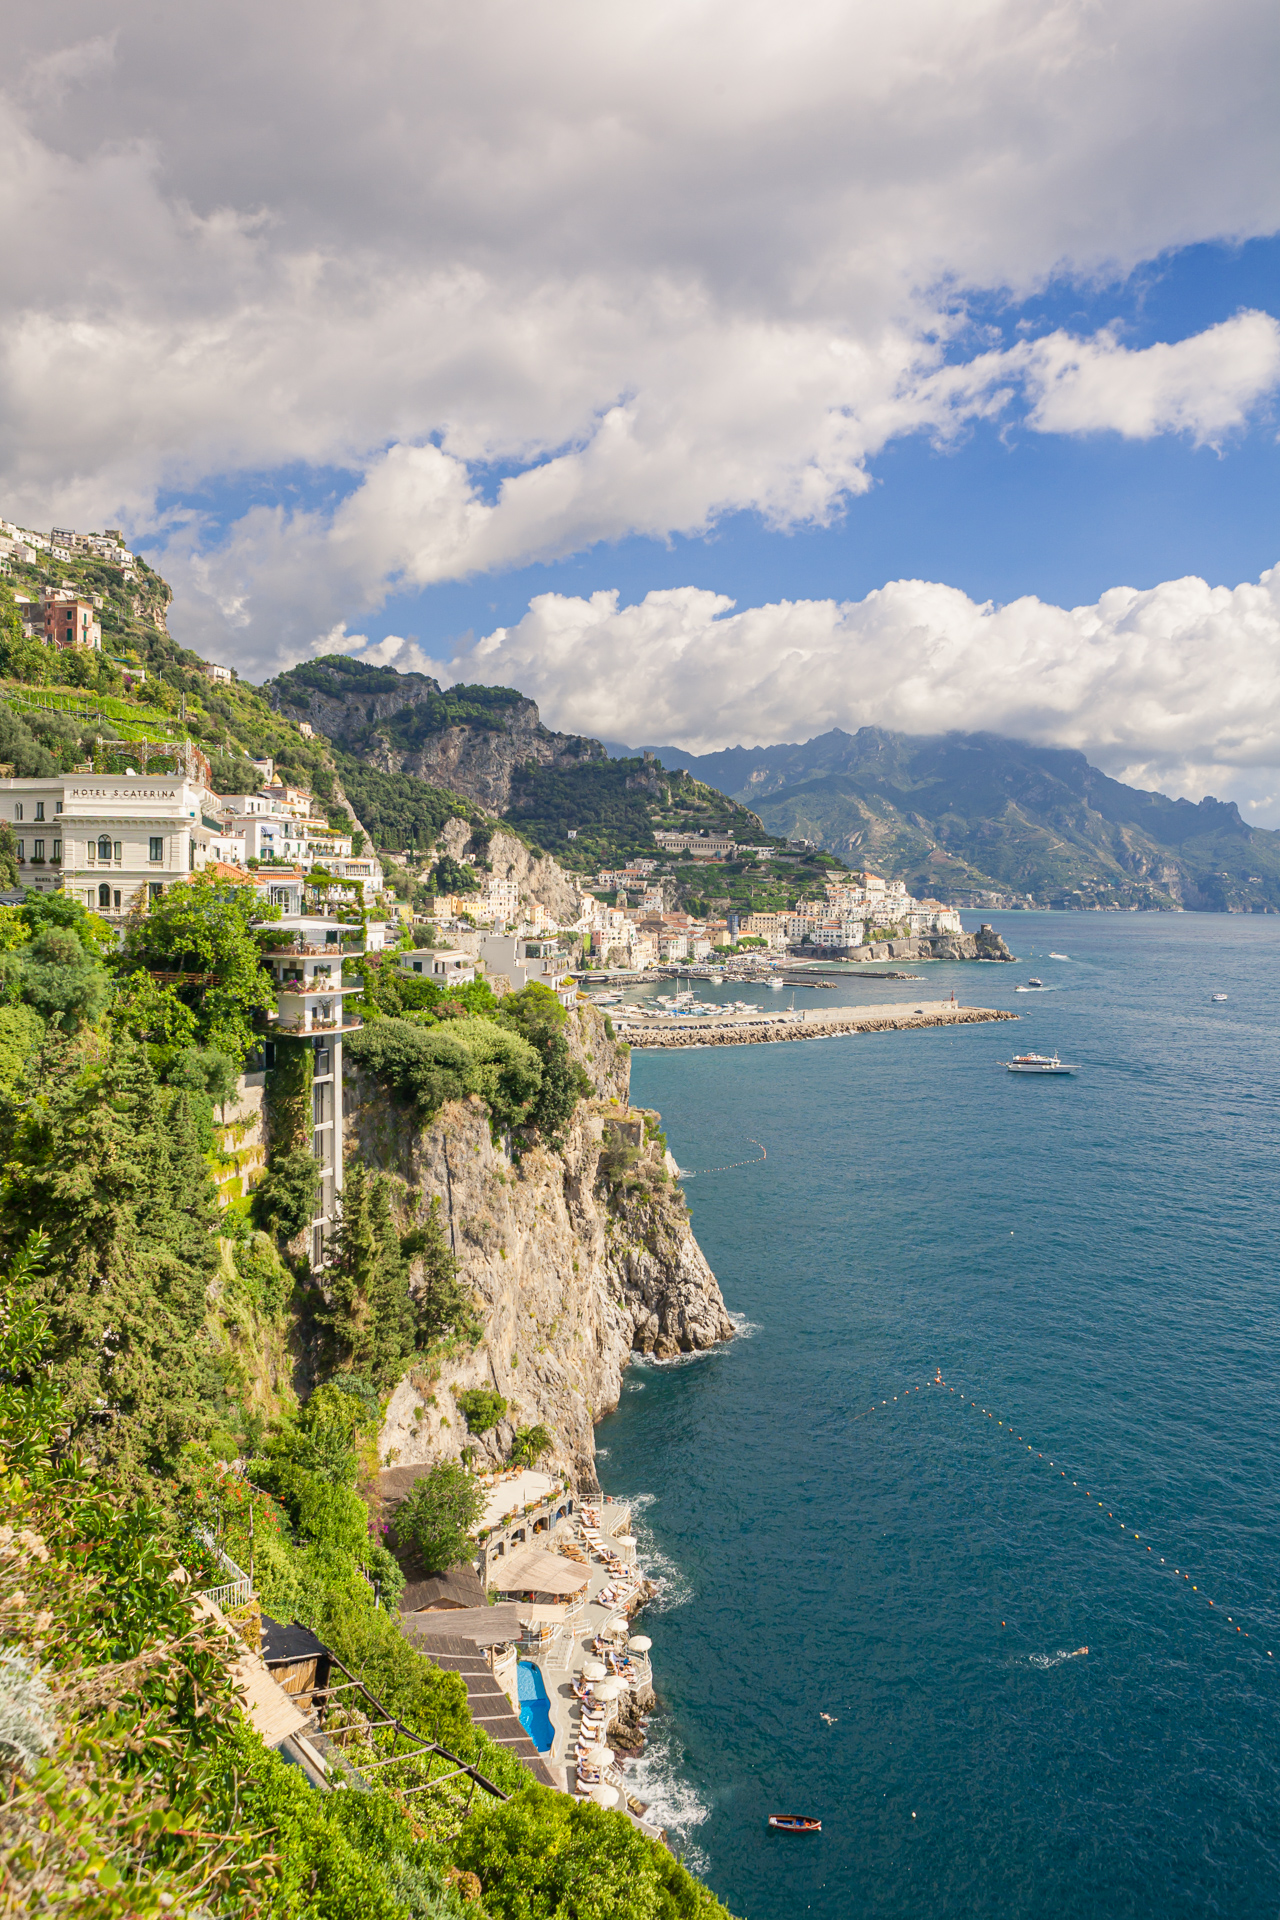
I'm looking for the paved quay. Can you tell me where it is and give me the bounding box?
[615,998,1018,1049]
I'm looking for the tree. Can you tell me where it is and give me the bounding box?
[509,1423,553,1468]
[322,1164,418,1389]
[0,588,51,685]
[0,1033,219,1487]
[0,823,17,889]
[403,1194,477,1343]
[254,1143,320,1244]
[119,875,278,1065]
[394,1461,484,1574]
[501,983,591,1145]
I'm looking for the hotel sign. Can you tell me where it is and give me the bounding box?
[61,783,191,817]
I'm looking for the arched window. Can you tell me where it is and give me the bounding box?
[98,883,111,909]
[97,835,112,861]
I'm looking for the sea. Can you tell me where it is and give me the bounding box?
[598,912,1280,1920]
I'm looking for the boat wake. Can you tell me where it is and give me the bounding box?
[1029,1647,1089,1668]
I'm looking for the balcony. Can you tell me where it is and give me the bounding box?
[273,1015,363,1036]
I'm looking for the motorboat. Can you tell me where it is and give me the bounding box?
[1006,1052,1077,1075]
[768,1815,822,1834]
[1014,978,1053,992]
[1048,952,1069,960]
[1212,993,1228,1003]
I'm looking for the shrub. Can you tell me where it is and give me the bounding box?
[456,1387,508,1434]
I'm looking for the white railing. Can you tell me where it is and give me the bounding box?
[197,1576,253,1610]
[193,1527,253,1613]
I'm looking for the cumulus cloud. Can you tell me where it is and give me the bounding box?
[387,563,1280,821]
[0,0,1277,607]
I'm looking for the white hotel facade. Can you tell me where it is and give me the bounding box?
[1,773,218,918]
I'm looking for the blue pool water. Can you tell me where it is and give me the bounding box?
[517,1659,554,1752]
[605,913,1280,1919]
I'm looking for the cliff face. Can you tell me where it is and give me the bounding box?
[268,666,603,814]
[434,818,589,925]
[346,1007,734,1492]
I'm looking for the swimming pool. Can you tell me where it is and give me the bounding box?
[517,1660,554,1752]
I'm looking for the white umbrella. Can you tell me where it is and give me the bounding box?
[613,1534,636,1547]
[590,1783,624,1809]
[578,1744,614,1765]
[604,1615,629,1635]
[593,1676,624,1701]
[582,1659,607,1681]
[628,1636,652,1652]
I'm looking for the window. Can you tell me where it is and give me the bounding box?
[85,890,95,909]
[34,801,44,821]
[98,883,111,909]
[32,840,44,861]
[55,802,62,815]
[15,840,23,861]
[113,890,121,910]
[13,804,21,822]
[97,835,112,861]
[149,836,164,863]
[113,841,122,863]
[149,882,163,901]
[51,840,61,862]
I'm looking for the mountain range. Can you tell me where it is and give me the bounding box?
[604,727,1280,913]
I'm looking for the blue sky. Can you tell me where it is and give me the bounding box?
[5,2,1280,808]
[156,236,1280,654]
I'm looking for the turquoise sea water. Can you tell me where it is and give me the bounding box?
[602,914,1280,1919]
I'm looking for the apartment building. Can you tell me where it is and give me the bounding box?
[42,591,101,652]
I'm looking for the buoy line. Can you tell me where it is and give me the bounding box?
[848,1370,1273,1657]
[684,1138,767,1176]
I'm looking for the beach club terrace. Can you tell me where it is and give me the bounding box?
[474,1468,577,1584]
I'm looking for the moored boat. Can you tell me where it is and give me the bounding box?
[768,1815,822,1833]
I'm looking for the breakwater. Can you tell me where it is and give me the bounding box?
[616,1000,1017,1049]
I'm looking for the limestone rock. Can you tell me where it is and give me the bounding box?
[347,1007,733,1495]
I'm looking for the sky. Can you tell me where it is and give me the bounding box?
[3,3,1279,815]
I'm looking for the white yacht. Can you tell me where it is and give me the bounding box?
[1007,1051,1077,1075]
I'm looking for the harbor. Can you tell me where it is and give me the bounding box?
[614,997,1017,1048]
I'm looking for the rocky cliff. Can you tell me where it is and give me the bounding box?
[845,922,1016,963]
[433,817,590,925]
[346,1006,734,1493]
[267,658,604,813]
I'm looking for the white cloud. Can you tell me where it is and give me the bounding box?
[0,0,1276,612]
[396,562,1280,822]
[1018,311,1280,442]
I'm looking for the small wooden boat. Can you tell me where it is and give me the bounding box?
[768,1815,822,1833]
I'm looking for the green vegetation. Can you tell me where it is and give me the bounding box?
[506,755,773,872]
[0,564,746,1919]
[455,1388,509,1434]
[508,1424,553,1468]
[332,751,476,851]
[453,1785,733,1920]
[393,1461,486,1575]
[120,873,279,1066]
[348,981,590,1153]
